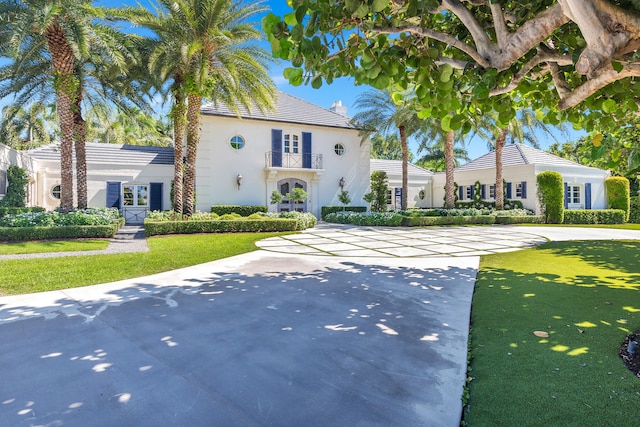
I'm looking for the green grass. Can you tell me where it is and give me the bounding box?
[465,241,640,426]
[0,239,110,255]
[0,232,289,296]
[517,223,640,230]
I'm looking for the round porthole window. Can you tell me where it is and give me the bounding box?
[230,135,245,150]
[418,190,426,200]
[334,143,345,156]
[51,184,61,200]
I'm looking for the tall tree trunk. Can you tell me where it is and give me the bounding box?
[45,22,76,213]
[444,130,455,209]
[184,93,202,216]
[172,76,186,214]
[495,129,507,210]
[74,88,87,210]
[399,125,408,211]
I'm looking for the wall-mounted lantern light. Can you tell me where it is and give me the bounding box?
[236,174,243,190]
[339,177,345,189]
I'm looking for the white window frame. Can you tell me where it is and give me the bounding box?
[123,184,149,207]
[230,135,245,150]
[51,184,61,200]
[283,133,299,154]
[465,185,472,200]
[334,143,345,156]
[515,183,523,199]
[386,189,392,205]
[567,184,583,208]
[489,185,496,200]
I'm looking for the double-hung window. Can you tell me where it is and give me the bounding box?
[569,185,581,204]
[489,185,496,199]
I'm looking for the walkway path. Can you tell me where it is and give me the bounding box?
[0,226,148,260]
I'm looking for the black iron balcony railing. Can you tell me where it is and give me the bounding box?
[265,151,323,169]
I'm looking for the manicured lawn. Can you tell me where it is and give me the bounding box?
[0,239,110,255]
[0,232,289,296]
[518,223,640,230]
[465,241,640,426]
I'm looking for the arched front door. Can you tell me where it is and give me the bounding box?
[277,178,307,212]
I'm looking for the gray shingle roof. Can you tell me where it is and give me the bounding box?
[456,144,592,172]
[370,159,433,177]
[200,91,357,129]
[26,142,174,165]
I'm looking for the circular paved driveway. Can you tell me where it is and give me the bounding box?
[257,223,548,257]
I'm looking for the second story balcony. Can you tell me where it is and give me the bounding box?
[265,151,323,169]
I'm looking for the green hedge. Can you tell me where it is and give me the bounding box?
[0,218,124,242]
[562,209,626,224]
[210,205,267,216]
[605,176,630,221]
[630,196,640,223]
[0,207,45,217]
[537,171,564,224]
[144,219,300,236]
[400,215,543,226]
[321,206,367,219]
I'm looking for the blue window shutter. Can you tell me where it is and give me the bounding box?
[585,183,592,209]
[481,184,486,199]
[271,129,282,167]
[470,185,474,199]
[106,182,121,209]
[458,186,463,200]
[564,183,569,208]
[506,182,512,199]
[302,132,312,168]
[150,182,163,211]
[521,181,527,199]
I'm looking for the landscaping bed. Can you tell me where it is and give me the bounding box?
[0,208,124,242]
[324,208,541,227]
[144,210,317,236]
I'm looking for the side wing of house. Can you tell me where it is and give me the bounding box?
[0,143,37,205]
[535,164,610,211]
[196,115,369,218]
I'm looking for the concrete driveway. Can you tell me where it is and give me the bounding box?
[1,225,639,426]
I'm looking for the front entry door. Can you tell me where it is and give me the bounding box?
[277,178,307,212]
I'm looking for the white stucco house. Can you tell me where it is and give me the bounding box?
[370,159,433,210]
[1,142,174,224]
[2,94,612,220]
[195,92,370,218]
[431,144,611,212]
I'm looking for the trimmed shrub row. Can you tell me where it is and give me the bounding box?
[144,218,300,236]
[605,177,631,222]
[630,196,640,224]
[321,206,367,219]
[563,209,626,224]
[401,215,543,227]
[210,205,267,216]
[324,211,404,226]
[0,207,45,217]
[0,219,124,242]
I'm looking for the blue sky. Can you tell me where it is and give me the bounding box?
[1,0,583,161]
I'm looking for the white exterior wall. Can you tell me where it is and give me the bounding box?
[384,172,432,210]
[0,143,37,206]
[432,165,538,210]
[196,115,369,218]
[535,164,610,210]
[32,158,173,211]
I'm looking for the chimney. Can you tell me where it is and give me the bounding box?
[330,100,348,117]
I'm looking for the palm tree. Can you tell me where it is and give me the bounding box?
[370,134,415,162]
[1,0,144,210]
[481,109,568,209]
[414,144,469,172]
[352,89,420,210]
[0,102,57,150]
[119,0,276,216]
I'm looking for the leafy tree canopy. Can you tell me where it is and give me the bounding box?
[264,0,640,134]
